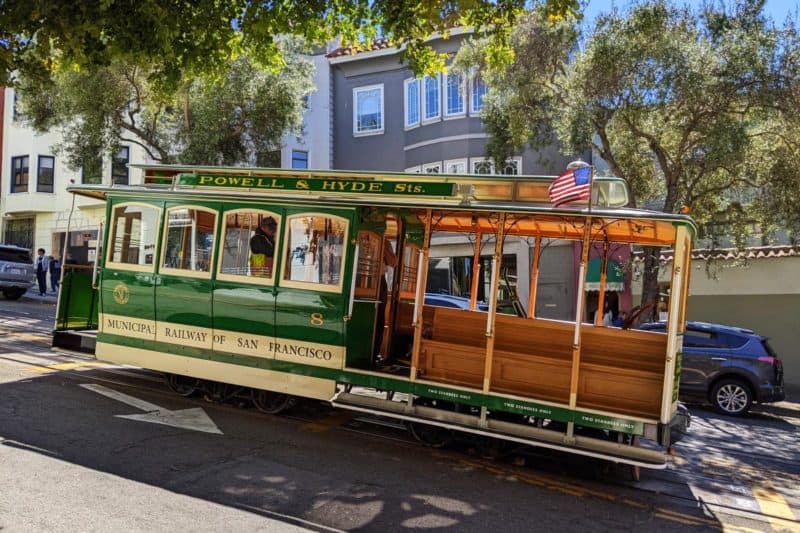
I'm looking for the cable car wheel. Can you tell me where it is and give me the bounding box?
[165,373,201,397]
[251,389,295,414]
[203,381,236,403]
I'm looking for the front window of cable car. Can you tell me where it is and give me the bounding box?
[218,210,281,281]
[108,203,160,267]
[283,214,348,288]
[162,207,217,273]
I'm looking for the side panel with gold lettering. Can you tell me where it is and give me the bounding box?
[274,207,353,369]
[154,202,220,353]
[211,203,283,359]
[100,198,163,341]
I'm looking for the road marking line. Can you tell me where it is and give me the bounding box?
[23,361,108,373]
[752,486,800,532]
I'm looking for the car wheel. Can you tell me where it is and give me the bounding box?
[3,289,25,300]
[711,378,752,416]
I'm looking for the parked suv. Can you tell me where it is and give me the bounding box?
[640,321,785,416]
[0,245,35,300]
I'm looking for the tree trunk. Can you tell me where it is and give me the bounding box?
[639,245,661,324]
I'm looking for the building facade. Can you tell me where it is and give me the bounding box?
[328,33,589,175]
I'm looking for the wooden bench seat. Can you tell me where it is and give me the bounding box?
[416,306,669,419]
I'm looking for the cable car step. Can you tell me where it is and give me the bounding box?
[53,330,97,354]
[331,391,667,469]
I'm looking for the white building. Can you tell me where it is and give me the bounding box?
[0,54,331,261]
[0,87,150,263]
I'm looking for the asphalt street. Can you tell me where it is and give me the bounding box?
[0,295,798,532]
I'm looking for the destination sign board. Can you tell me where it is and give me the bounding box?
[178,173,457,197]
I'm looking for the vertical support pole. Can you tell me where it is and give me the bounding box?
[409,210,433,398]
[566,217,592,438]
[527,236,541,319]
[660,225,688,423]
[594,240,609,326]
[479,214,506,425]
[469,229,482,311]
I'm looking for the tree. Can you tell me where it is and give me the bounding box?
[18,38,315,169]
[0,0,582,87]
[457,0,799,318]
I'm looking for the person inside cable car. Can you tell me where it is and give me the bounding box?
[250,217,277,276]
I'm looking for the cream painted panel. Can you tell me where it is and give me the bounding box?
[99,313,157,341]
[95,342,336,400]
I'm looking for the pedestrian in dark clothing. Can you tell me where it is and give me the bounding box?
[249,217,277,277]
[49,255,61,293]
[35,248,50,296]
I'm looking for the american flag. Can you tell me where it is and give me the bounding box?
[548,165,592,207]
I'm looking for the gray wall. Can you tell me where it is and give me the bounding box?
[687,294,800,397]
[331,36,588,174]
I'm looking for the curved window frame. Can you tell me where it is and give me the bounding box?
[105,201,162,273]
[216,208,282,286]
[280,212,350,294]
[159,205,218,280]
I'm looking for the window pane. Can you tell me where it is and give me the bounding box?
[284,215,347,286]
[355,231,381,298]
[446,73,464,115]
[111,146,130,185]
[163,208,216,272]
[220,211,279,280]
[472,160,493,175]
[424,76,440,120]
[356,87,383,133]
[11,156,29,193]
[472,76,487,112]
[110,205,159,266]
[501,159,520,175]
[406,79,419,126]
[37,156,55,193]
[291,150,308,169]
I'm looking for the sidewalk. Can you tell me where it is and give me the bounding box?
[23,287,58,303]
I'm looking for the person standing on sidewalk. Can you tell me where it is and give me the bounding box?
[35,248,50,296]
[49,254,61,293]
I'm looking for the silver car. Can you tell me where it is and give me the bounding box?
[0,245,35,300]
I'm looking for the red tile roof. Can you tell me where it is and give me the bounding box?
[326,38,394,58]
[637,245,800,263]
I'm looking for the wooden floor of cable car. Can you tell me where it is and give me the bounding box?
[390,304,668,420]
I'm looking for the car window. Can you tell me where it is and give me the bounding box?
[683,329,719,348]
[0,247,32,263]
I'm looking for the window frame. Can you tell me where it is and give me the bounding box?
[470,157,494,175]
[111,146,130,185]
[422,162,442,174]
[444,71,466,118]
[404,166,422,173]
[422,74,441,123]
[159,205,218,279]
[352,84,385,136]
[216,208,282,286]
[37,155,55,193]
[280,212,350,294]
[404,77,421,129]
[470,74,488,115]
[500,157,523,175]
[443,158,468,174]
[105,202,163,273]
[10,155,30,194]
[291,150,309,169]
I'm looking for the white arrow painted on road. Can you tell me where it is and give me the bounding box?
[80,383,223,434]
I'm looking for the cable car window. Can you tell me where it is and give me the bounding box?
[108,204,160,267]
[283,214,347,289]
[219,210,280,282]
[162,207,217,273]
[400,245,420,299]
[355,231,381,298]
